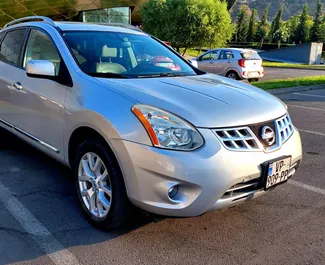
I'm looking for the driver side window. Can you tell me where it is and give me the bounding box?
[23,29,61,75]
[201,51,218,61]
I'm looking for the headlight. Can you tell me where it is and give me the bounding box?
[132,104,204,151]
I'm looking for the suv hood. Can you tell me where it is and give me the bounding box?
[96,74,286,128]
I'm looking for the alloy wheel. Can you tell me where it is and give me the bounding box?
[227,73,237,80]
[78,152,112,218]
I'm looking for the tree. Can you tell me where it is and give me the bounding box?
[273,22,290,44]
[256,5,270,45]
[287,15,301,43]
[226,0,237,10]
[247,9,257,42]
[270,5,284,42]
[236,6,249,42]
[296,4,310,43]
[311,0,324,42]
[140,0,234,53]
[260,4,270,26]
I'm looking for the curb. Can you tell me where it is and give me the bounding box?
[267,84,325,95]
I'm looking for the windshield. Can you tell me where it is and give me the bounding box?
[62,31,197,78]
[241,51,261,60]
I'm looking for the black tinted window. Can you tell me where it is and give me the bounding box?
[0,32,4,43]
[0,29,26,66]
[219,51,234,60]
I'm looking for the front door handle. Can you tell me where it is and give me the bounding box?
[13,82,23,91]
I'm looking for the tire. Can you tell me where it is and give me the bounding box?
[248,78,259,83]
[226,71,239,80]
[74,139,132,230]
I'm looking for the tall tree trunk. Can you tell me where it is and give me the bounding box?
[182,47,188,56]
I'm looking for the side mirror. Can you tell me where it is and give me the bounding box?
[26,60,55,78]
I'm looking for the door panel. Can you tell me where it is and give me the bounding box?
[0,29,27,127]
[197,51,218,73]
[215,50,234,75]
[10,29,68,155]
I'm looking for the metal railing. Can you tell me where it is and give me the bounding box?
[4,16,56,29]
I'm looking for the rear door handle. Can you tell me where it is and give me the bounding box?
[13,82,23,91]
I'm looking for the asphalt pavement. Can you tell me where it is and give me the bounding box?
[1,88,325,265]
[262,67,325,81]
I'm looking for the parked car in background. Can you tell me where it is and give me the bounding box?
[191,48,264,82]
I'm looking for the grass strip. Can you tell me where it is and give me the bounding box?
[253,76,325,90]
[263,62,325,70]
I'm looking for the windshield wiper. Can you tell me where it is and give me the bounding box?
[88,72,130,79]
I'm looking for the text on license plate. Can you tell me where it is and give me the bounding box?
[266,157,291,189]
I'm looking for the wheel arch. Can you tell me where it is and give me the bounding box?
[225,69,241,79]
[68,126,117,168]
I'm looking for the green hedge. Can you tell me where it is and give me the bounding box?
[228,42,294,50]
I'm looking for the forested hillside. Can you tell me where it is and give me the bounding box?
[232,0,324,20]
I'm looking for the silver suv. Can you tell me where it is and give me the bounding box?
[0,17,302,230]
[192,48,264,82]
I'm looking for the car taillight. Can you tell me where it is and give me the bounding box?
[238,59,246,68]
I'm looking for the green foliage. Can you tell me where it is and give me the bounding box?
[253,75,325,90]
[236,6,249,42]
[260,4,270,26]
[311,0,324,42]
[255,5,270,43]
[296,4,311,43]
[270,5,284,42]
[140,0,234,52]
[287,15,301,43]
[247,9,257,42]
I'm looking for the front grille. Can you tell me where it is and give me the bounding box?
[276,114,294,144]
[213,127,260,151]
[249,120,277,148]
[212,113,294,152]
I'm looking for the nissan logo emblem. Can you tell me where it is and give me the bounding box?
[261,126,275,146]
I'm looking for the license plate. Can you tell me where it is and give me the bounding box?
[265,157,291,189]
[249,72,259,77]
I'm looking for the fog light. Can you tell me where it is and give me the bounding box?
[168,185,179,199]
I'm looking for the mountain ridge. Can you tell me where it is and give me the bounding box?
[232,0,325,20]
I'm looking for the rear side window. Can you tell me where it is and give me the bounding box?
[0,29,26,66]
[219,50,234,60]
[241,51,261,60]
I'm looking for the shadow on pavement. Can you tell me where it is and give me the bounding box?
[0,128,154,265]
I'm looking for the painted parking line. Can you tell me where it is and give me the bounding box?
[289,180,325,196]
[293,92,325,98]
[0,181,80,265]
[298,129,325,137]
[288,104,325,112]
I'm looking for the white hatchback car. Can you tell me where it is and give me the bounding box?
[192,48,264,82]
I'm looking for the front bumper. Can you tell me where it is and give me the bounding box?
[113,127,302,217]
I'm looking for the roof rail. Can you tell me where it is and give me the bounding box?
[96,22,143,32]
[4,16,56,29]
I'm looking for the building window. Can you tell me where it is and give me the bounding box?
[82,7,131,24]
